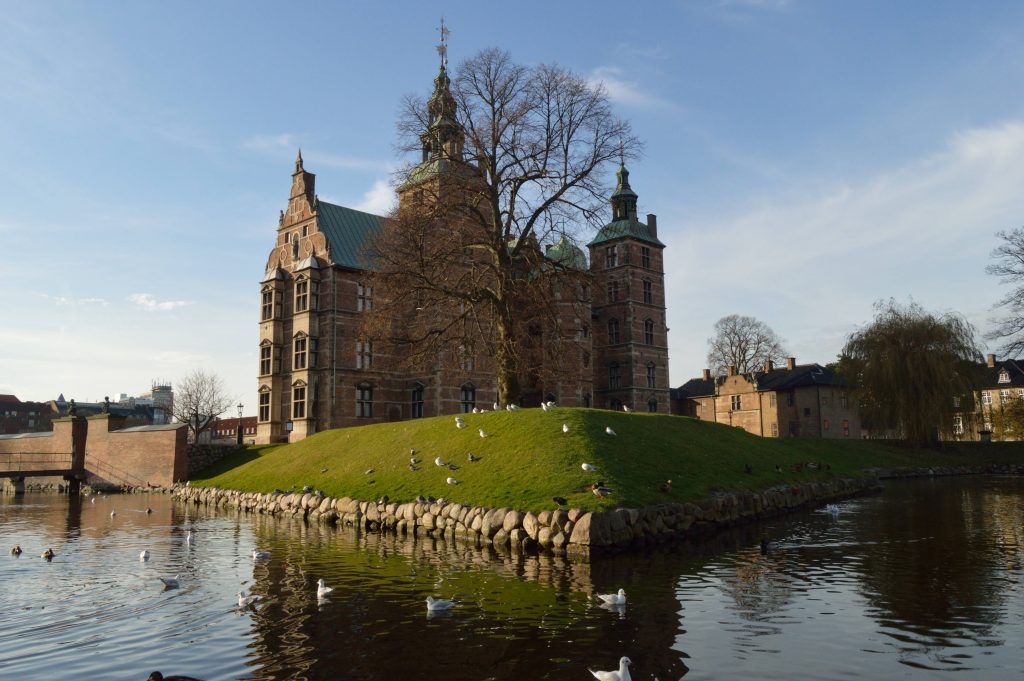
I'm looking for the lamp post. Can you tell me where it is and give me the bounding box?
[236,402,244,447]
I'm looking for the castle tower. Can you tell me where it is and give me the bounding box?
[588,164,670,412]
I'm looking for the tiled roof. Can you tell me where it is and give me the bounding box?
[316,201,385,271]
[674,363,844,397]
[978,358,1024,388]
[588,217,665,248]
[675,377,715,398]
[0,394,20,404]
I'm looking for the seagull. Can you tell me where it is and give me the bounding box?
[320,467,328,474]
[493,401,500,411]
[589,656,632,681]
[91,497,96,503]
[237,591,260,608]
[146,508,153,514]
[409,464,419,472]
[467,452,479,462]
[582,463,597,472]
[426,596,455,611]
[252,548,270,561]
[592,483,613,498]
[42,548,55,560]
[472,407,480,413]
[10,545,22,556]
[446,477,459,485]
[302,485,313,493]
[563,423,569,434]
[435,456,446,467]
[479,428,489,438]
[446,463,459,470]
[316,578,334,598]
[547,400,556,408]
[541,402,549,412]
[622,405,632,413]
[409,449,417,456]
[456,421,467,429]
[140,549,150,562]
[825,503,841,515]
[110,511,117,518]
[410,456,420,464]
[186,530,193,545]
[378,495,389,504]
[158,575,180,589]
[605,426,617,436]
[365,468,375,475]
[597,588,627,605]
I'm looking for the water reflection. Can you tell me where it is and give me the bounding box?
[0,477,1021,680]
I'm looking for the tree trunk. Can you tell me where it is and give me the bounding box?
[494,290,520,406]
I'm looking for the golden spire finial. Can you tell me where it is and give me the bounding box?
[436,17,451,67]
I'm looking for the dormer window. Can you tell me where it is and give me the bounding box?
[999,369,1010,384]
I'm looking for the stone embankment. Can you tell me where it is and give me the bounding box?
[173,475,886,554]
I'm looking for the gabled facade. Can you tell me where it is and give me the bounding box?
[671,358,861,439]
[954,353,1024,441]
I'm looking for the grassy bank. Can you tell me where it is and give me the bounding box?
[191,409,1023,513]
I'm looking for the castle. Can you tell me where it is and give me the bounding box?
[255,59,670,444]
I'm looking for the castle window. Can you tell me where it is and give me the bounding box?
[295,279,309,312]
[641,247,651,269]
[953,415,963,435]
[643,280,653,304]
[411,383,424,418]
[953,396,961,408]
[293,336,307,370]
[580,323,590,340]
[609,362,621,389]
[357,283,373,311]
[644,318,654,345]
[292,385,306,419]
[356,383,373,418]
[309,338,319,368]
[648,398,657,413]
[301,224,308,237]
[458,345,474,372]
[647,362,656,388]
[982,391,992,405]
[259,344,272,375]
[607,281,619,303]
[731,395,742,410]
[605,246,617,268]
[841,393,848,409]
[771,422,778,436]
[999,370,1010,384]
[608,318,620,344]
[356,341,373,369]
[460,383,476,413]
[273,346,282,373]
[261,289,274,320]
[291,235,299,259]
[770,393,777,408]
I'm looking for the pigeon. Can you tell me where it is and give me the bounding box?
[597,588,627,605]
[446,477,459,485]
[605,427,617,436]
[426,596,455,611]
[237,591,260,608]
[10,546,22,556]
[158,575,180,589]
[659,480,673,493]
[592,483,613,497]
[140,549,151,562]
[552,496,568,506]
[582,463,597,472]
[563,423,569,434]
[479,428,489,438]
[435,456,446,467]
[316,578,334,598]
[622,405,632,413]
[42,548,55,560]
[589,656,632,681]
[467,452,479,462]
[252,548,270,561]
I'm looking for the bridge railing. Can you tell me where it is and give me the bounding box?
[0,452,74,473]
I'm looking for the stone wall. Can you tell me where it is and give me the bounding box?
[84,415,188,489]
[187,444,237,476]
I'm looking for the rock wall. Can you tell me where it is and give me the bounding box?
[187,444,236,475]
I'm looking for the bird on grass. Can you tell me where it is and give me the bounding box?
[410,456,420,464]
[582,463,597,472]
[622,405,632,413]
[237,591,260,608]
[659,480,673,494]
[456,421,467,429]
[467,452,479,462]
[591,483,613,498]
[605,427,617,436]
[434,456,446,467]
[378,495,389,505]
[479,428,489,438]
[316,579,334,598]
[302,484,314,493]
[10,546,22,556]
[774,465,783,474]
[447,463,459,470]
[546,400,556,409]
[541,402,550,412]
[252,548,270,561]
[493,401,500,411]
[563,423,569,434]
[320,467,328,474]
[426,596,455,611]
[552,496,568,507]
[42,548,55,560]
[364,469,375,475]
[140,550,150,562]
[158,575,180,589]
[446,477,459,485]
[597,588,627,605]
[147,672,206,681]
[589,656,632,681]
[409,464,419,472]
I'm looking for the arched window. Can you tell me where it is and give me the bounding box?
[644,318,654,345]
[608,318,620,344]
[460,382,476,413]
[356,383,373,418]
[411,383,424,418]
[292,381,307,419]
[293,333,307,370]
[258,386,271,422]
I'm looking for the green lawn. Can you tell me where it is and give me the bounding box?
[191,409,1024,513]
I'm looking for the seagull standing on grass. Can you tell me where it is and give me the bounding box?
[426,596,455,611]
[435,456,446,467]
[597,588,627,605]
[493,401,500,411]
[563,423,569,434]
[589,656,632,681]
[622,405,632,413]
[605,426,617,436]
[541,402,550,412]
[316,579,334,599]
[140,550,150,562]
[446,477,459,485]
[479,428,489,438]
[582,463,597,472]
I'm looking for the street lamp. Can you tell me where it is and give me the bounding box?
[236,402,244,447]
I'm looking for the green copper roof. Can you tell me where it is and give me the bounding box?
[545,235,589,270]
[588,217,665,247]
[316,201,384,271]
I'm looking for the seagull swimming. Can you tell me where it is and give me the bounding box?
[252,548,270,561]
[316,578,334,598]
[605,426,617,436]
[425,596,455,611]
[582,463,597,472]
[186,530,193,545]
[237,591,260,608]
[589,656,632,681]
[110,511,117,518]
[158,575,180,589]
[597,588,627,605]
[140,549,150,562]
[446,477,459,485]
[563,423,569,434]
[479,428,489,438]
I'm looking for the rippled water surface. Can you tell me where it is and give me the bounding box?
[1,476,1021,680]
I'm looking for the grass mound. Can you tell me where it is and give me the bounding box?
[191,408,1023,513]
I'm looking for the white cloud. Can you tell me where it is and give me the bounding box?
[354,179,397,215]
[129,293,191,312]
[588,66,671,110]
[37,293,108,307]
[240,133,297,152]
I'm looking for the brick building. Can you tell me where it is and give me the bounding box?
[255,60,670,443]
[671,358,861,439]
[953,353,1024,441]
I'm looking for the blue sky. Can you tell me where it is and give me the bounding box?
[3,0,1024,408]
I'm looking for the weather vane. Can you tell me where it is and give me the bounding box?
[436,17,451,67]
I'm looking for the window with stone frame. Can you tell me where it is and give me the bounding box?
[258,390,271,422]
[357,283,373,311]
[261,288,274,320]
[982,391,992,405]
[647,362,656,388]
[608,318,620,344]
[411,383,424,418]
[647,398,657,413]
[641,246,651,269]
[607,280,619,303]
[609,362,621,389]
[731,394,742,410]
[771,422,779,436]
[460,382,476,413]
[356,340,373,369]
[643,280,652,304]
[605,246,617,268]
[356,383,373,418]
[953,415,964,435]
[644,318,654,345]
[293,335,307,370]
[295,279,309,312]
[259,344,272,375]
[292,385,306,419]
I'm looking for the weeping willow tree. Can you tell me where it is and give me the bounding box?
[840,300,982,446]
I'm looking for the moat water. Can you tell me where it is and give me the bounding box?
[1,476,1021,680]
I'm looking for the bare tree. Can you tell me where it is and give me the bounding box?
[363,48,638,404]
[986,226,1024,356]
[171,369,233,443]
[706,314,789,375]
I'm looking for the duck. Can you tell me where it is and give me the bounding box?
[316,578,334,599]
[42,548,55,560]
[10,545,22,556]
[147,673,206,681]
[425,596,455,611]
[597,588,627,606]
[589,656,632,681]
[591,483,613,498]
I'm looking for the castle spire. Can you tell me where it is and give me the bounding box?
[610,162,638,221]
[295,148,304,172]
[420,21,463,162]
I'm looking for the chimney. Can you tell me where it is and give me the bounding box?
[786,357,796,370]
[647,213,658,238]
[764,359,774,372]
[987,353,996,368]
[702,368,711,381]
[727,365,736,377]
